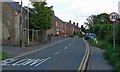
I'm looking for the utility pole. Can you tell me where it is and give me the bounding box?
[19,0,23,47]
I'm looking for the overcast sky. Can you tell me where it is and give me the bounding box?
[11,0,120,27]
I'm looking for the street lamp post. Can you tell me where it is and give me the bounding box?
[19,0,23,47]
[26,3,32,46]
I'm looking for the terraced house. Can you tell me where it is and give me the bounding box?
[47,15,80,38]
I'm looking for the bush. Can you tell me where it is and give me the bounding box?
[104,31,113,44]
[88,38,110,49]
[104,48,120,72]
[96,40,111,49]
[116,61,120,72]
[116,24,120,44]
[88,38,95,46]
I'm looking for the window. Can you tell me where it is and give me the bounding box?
[56,22,57,26]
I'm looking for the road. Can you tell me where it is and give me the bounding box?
[2,37,87,71]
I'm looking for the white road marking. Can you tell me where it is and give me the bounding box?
[64,46,68,49]
[64,38,77,50]
[2,57,51,67]
[29,59,44,66]
[1,58,17,65]
[68,43,71,46]
[35,57,51,67]
[22,59,36,66]
[12,59,28,66]
[55,51,61,55]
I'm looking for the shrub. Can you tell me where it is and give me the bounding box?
[69,35,74,37]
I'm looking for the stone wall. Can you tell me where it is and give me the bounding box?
[2,2,28,46]
[2,2,16,45]
[0,1,2,44]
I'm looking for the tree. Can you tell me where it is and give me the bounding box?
[81,25,86,35]
[29,1,54,30]
[85,13,111,30]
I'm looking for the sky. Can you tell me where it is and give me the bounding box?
[9,0,120,27]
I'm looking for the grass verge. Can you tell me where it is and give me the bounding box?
[0,52,8,60]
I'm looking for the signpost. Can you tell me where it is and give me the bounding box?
[109,12,119,51]
[87,33,96,38]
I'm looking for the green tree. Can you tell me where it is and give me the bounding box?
[29,1,54,30]
[81,25,86,35]
[85,13,111,32]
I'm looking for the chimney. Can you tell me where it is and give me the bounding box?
[69,20,71,24]
[73,22,75,25]
[76,23,78,27]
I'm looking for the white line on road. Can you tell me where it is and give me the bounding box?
[35,57,51,67]
[64,46,68,49]
[29,59,44,66]
[2,57,51,67]
[55,51,61,55]
[66,38,77,47]
[12,38,70,59]
[55,38,77,55]
[1,58,18,66]
[12,59,28,66]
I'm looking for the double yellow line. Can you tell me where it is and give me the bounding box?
[77,39,91,72]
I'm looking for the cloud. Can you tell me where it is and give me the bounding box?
[46,0,119,27]
[13,0,120,27]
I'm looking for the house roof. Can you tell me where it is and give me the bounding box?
[53,15,80,29]
[53,15,63,22]
[5,2,27,13]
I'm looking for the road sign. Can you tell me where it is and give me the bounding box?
[109,12,119,51]
[87,33,96,38]
[109,12,119,22]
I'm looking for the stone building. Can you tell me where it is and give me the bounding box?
[2,2,28,46]
[0,1,2,44]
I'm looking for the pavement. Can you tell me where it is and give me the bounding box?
[88,46,114,71]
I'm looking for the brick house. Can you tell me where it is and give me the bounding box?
[2,2,28,46]
[47,15,64,37]
[72,23,80,35]
[64,22,80,37]
[47,15,80,38]
[63,22,73,37]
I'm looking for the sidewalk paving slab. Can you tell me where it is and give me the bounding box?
[88,46,114,71]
